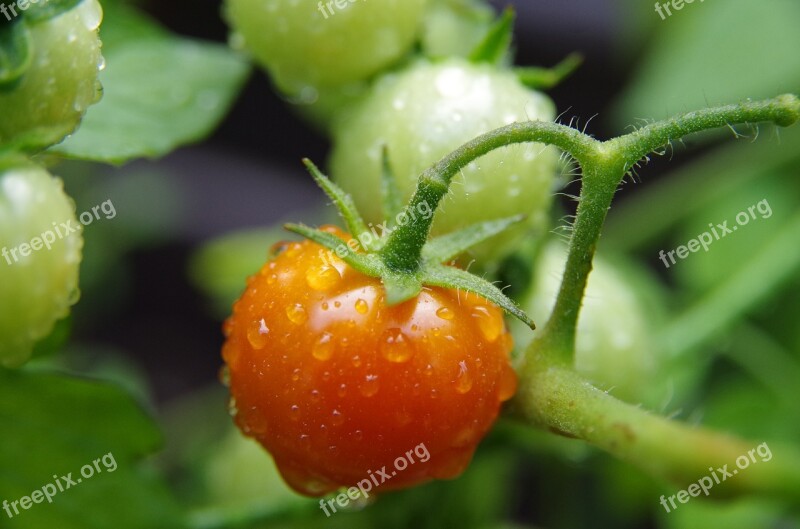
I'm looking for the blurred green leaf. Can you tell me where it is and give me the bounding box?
[52,36,249,163]
[612,0,800,127]
[0,369,186,528]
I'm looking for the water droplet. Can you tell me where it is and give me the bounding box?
[360,374,380,397]
[337,383,347,397]
[380,328,414,363]
[321,301,329,311]
[267,274,277,285]
[351,355,362,368]
[436,307,454,320]
[310,389,321,402]
[291,368,301,382]
[246,319,269,349]
[472,306,503,342]
[286,303,307,324]
[306,265,341,290]
[312,332,334,361]
[227,397,238,417]
[290,404,300,421]
[352,430,363,441]
[454,361,473,394]
[331,409,344,426]
[424,364,434,376]
[79,0,103,31]
[498,365,518,401]
[355,298,369,314]
[334,301,342,308]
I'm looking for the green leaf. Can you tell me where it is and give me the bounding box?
[468,7,515,65]
[422,215,525,263]
[612,0,800,127]
[0,19,30,88]
[423,264,535,329]
[0,369,186,529]
[302,158,371,246]
[51,37,250,163]
[24,0,83,24]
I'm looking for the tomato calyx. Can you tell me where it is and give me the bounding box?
[285,156,535,329]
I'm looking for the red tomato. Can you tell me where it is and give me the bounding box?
[222,226,517,496]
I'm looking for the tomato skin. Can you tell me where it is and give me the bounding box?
[0,0,104,151]
[222,227,517,496]
[330,58,558,267]
[224,0,428,95]
[0,163,83,367]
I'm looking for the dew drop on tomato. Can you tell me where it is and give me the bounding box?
[380,328,414,363]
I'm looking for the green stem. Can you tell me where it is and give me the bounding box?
[538,161,621,361]
[514,357,800,501]
[380,120,598,272]
[610,94,800,169]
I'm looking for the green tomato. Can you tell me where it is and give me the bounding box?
[0,0,104,151]
[330,58,558,265]
[421,0,494,59]
[0,160,83,367]
[511,242,669,407]
[224,0,428,95]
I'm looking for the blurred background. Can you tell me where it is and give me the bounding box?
[41,0,800,527]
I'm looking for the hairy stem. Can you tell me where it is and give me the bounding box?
[380,120,598,272]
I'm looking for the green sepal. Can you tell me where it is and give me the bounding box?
[283,222,380,277]
[422,215,526,263]
[468,7,515,65]
[23,0,83,24]
[0,18,30,89]
[382,271,422,305]
[422,264,535,329]
[294,157,536,328]
[301,158,373,249]
[515,52,584,90]
[380,145,403,223]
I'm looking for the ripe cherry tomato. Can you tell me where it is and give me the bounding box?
[222,226,517,496]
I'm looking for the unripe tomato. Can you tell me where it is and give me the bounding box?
[224,0,428,95]
[330,58,558,266]
[512,242,668,407]
[0,0,104,151]
[0,161,83,367]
